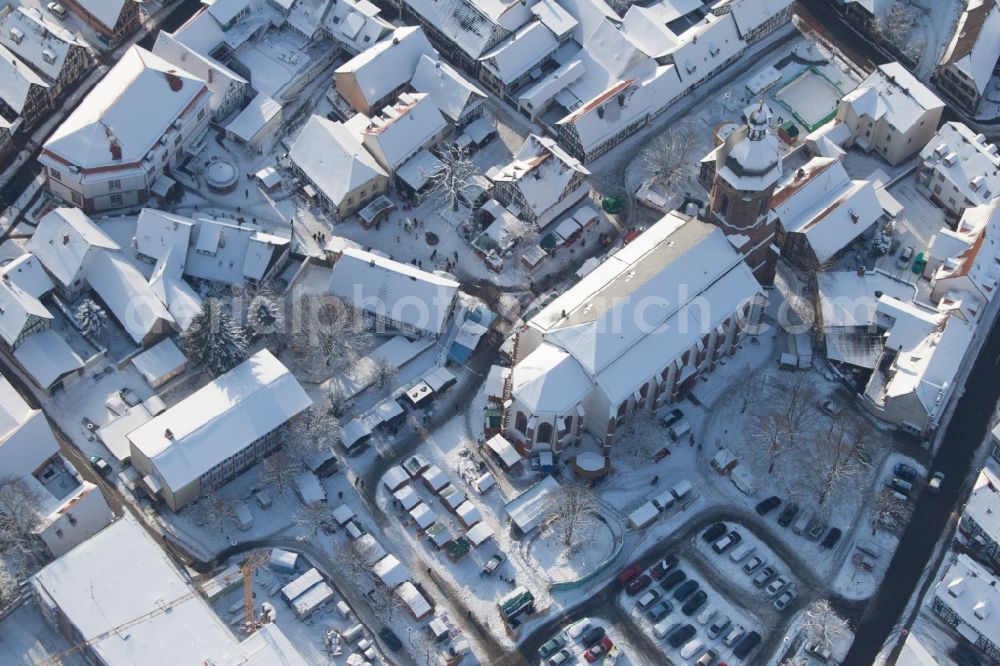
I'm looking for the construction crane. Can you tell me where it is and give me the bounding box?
[241,550,269,633]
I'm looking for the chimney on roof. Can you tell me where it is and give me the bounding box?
[796,167,805,179]
[165,71,182,92]
[62,232,69,244]
[392,37,400,45]
[164,428,174,440]
[110,141,122,161]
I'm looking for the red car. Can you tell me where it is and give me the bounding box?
[625,574,652,596]
[616,563,642,586]
[584,637,614,662]
[654,447,670,463]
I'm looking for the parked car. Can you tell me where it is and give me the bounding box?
[666,624,696,648]
[616,563,643,586]
[660,569,686,591]
[821,528,843,549]
[734,631,762,659]
[567,619,592,641]
[722,625,745,647]
[681,590,707,615]
[89,455,113,477]
[625,574,652,596]
[712,530,742,554]
[885,475,913,496]
[548,648,573,665]
[538,634,567,658]
[774,585,797,610]
[482,554,504,576]
[898,245,915,267]
[893,463,918,482]
[659,408,684,428]
[673,580,699,601]
[696,604,717,625]
[777,502,799,527]
[695,649,718,666]
[702,522,727,542]
[805,642,833,662]
[646,600,674,622]
[807,516,828,541]
[636,589,661,610]
[580,626,606,648]
[929,471,944,493]
[818,399,843,417]
[378,627,402,651]
[752,566,776,588]
[729,543,755,563]
[680,639,705,660]
[793,510,814,535]
[584,637,613,663]
[47,2,67,18]
[755,495,781,515]
[653,620,680,639]
[707,615,731,640]
[650,554,679,579]
[766,575,790,596]
[742,556,765,575]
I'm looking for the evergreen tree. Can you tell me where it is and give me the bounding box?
[246,292,283,339]
[74,299,108,338]
[183,298,249,376]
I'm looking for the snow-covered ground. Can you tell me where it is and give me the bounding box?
[0,598,87,666]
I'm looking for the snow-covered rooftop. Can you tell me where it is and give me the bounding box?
[940,0,1000,94]
[87,251,174,345]
[0,374,58,473]
[0,42,48,117]
[327,247,459,336]
[510,343,593,414]
[964,465,1000,546]
[817,270,916,328]
[920,122,1000,209]
[401,0,530,60]
[31,514,308,665]
[0,7,87,83]
[933,552,1000,647]
[930,199,1000,312]
[491,133,589,220]
[0,261,51,347]
[75,0,135,31]
[841,62,943,131]
[335,26,433,110]
[43,46,206,169]
[409,54,485,124]
[290,114,387,207]
[668,12,744,86]
[361,92,447,171]
[531,0,578,38]
[136,208,194,263]
[322,0,393,55]
[0,252,53,299]
[505,475,560,533]
[226,93,280,144]
[128,350,311,491]
[27,207,119,288]
[131,337,187,386]
[727,0,792,39]
[12,329,83,391]
[480,21,558,85]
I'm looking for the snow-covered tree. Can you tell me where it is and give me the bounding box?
[502,216,539,248]
[289,406,343,456]
[423,145,480,212]
[642,124,700,187]
[247,292,284,340]
[496,293,522,321]
[74,298,108,338]
[870,488,909,533]
[330,539,374,585]
[288,295,371,380]
[193,488,236,531]
[750,409,790,474]
[875,1,918,46]
[812,419,873,510]
[327,386,351,418]
[409,630,437,666]
[0,560,18,610]
[183,298,249,376]
[616,411,663,464]
[0,476,47,567]
[545,482,599,553]
[258,450,303,495]
[802,599,850,652]
[732,364,760,415]
[294,503,334,536]
[370,357,397,392]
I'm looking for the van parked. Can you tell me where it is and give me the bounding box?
[792,510,813,535]
[653,620,678,639]
[669,420,692,441]
[729,543,755,562]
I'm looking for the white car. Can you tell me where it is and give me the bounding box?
[566,618,591,641]
[774,585,797,611]
[47,2,67,18]
[696,604,717,625]
[636,589,660,610]
[766,575,790,596]
[729,542,754,562]
[679,639,705,660]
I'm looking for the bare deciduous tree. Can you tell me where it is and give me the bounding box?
[870,488,910,534]
[326,386,351,418]
[293,503,334,536]
[288,295,372,380]
[732,364,760,415]
[408,630,437,666]
[544,482,599,553]
[330,539,374,586]
[0,476,47,566]
[258,450,303,495]
[616,410,663,464]
[749,410,789,475]
[502,217,540,248]
[875,1,917,46]
[370,357,398,392]
[642,124,700,188]
[289,406,343,456]
[0,560,18,610]
[423,145,480,212]
[812,419,873,510]
[802,599,850,652]
[193,488,236,531]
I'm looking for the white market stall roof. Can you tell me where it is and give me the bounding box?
[255,166,281,188]
[423,366,456,392]
[422,464,449,493]
[382,465,410,491]
[332,504,357,526]
[466,521,495,546]
[354,533,388,567]
[394,485,420,510]
[131,338,187,386]
[455,500,482,527]
[395,581,433,619]
[405,381,433,406]
[396,148,442,191]
[373,554,411,589]
[486,434,522,469]
[292,581,334,619]
[628,501,660,529]
[342,417,373,449]
[505,475,560,533]
[294,471,325,505]
[409,501,437,529]
[280,567,323,603]
[474,472,496,494]
[439,484,466,511]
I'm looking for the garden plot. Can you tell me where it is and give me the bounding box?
[692,522,796,599]
[620,556,764,666]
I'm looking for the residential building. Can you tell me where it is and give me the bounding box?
[410,54,486,129]
[959,465,1000,570]
[862,295,974,436]
[932,553,1000,662]
[326,248,460,339]
[334,26,435,116]
[666,12,746,94]
[289,115,389,220]
[27,207,120,301]
[63,0,142,46]
[926,199,1000,322]
[506,212,763,457]
[40,46,211,214]
[934,0,1000,115]
[706,104,783,286]
[0,376,111,557]
[0,7,92,101]
[713,0,793,45]
[151,31,249,121]
[771,156,884,269]
[360,92,448,174]
[86,251,175,347]
[0,43,51,131]
[129,350,312,511]
[31,515,309,665]
[491,133,590,228]
[478,21,558,98]
[836,62,944,166]
[0,253,53,351]
[917,122,1000,218]
[321,0,393,56]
